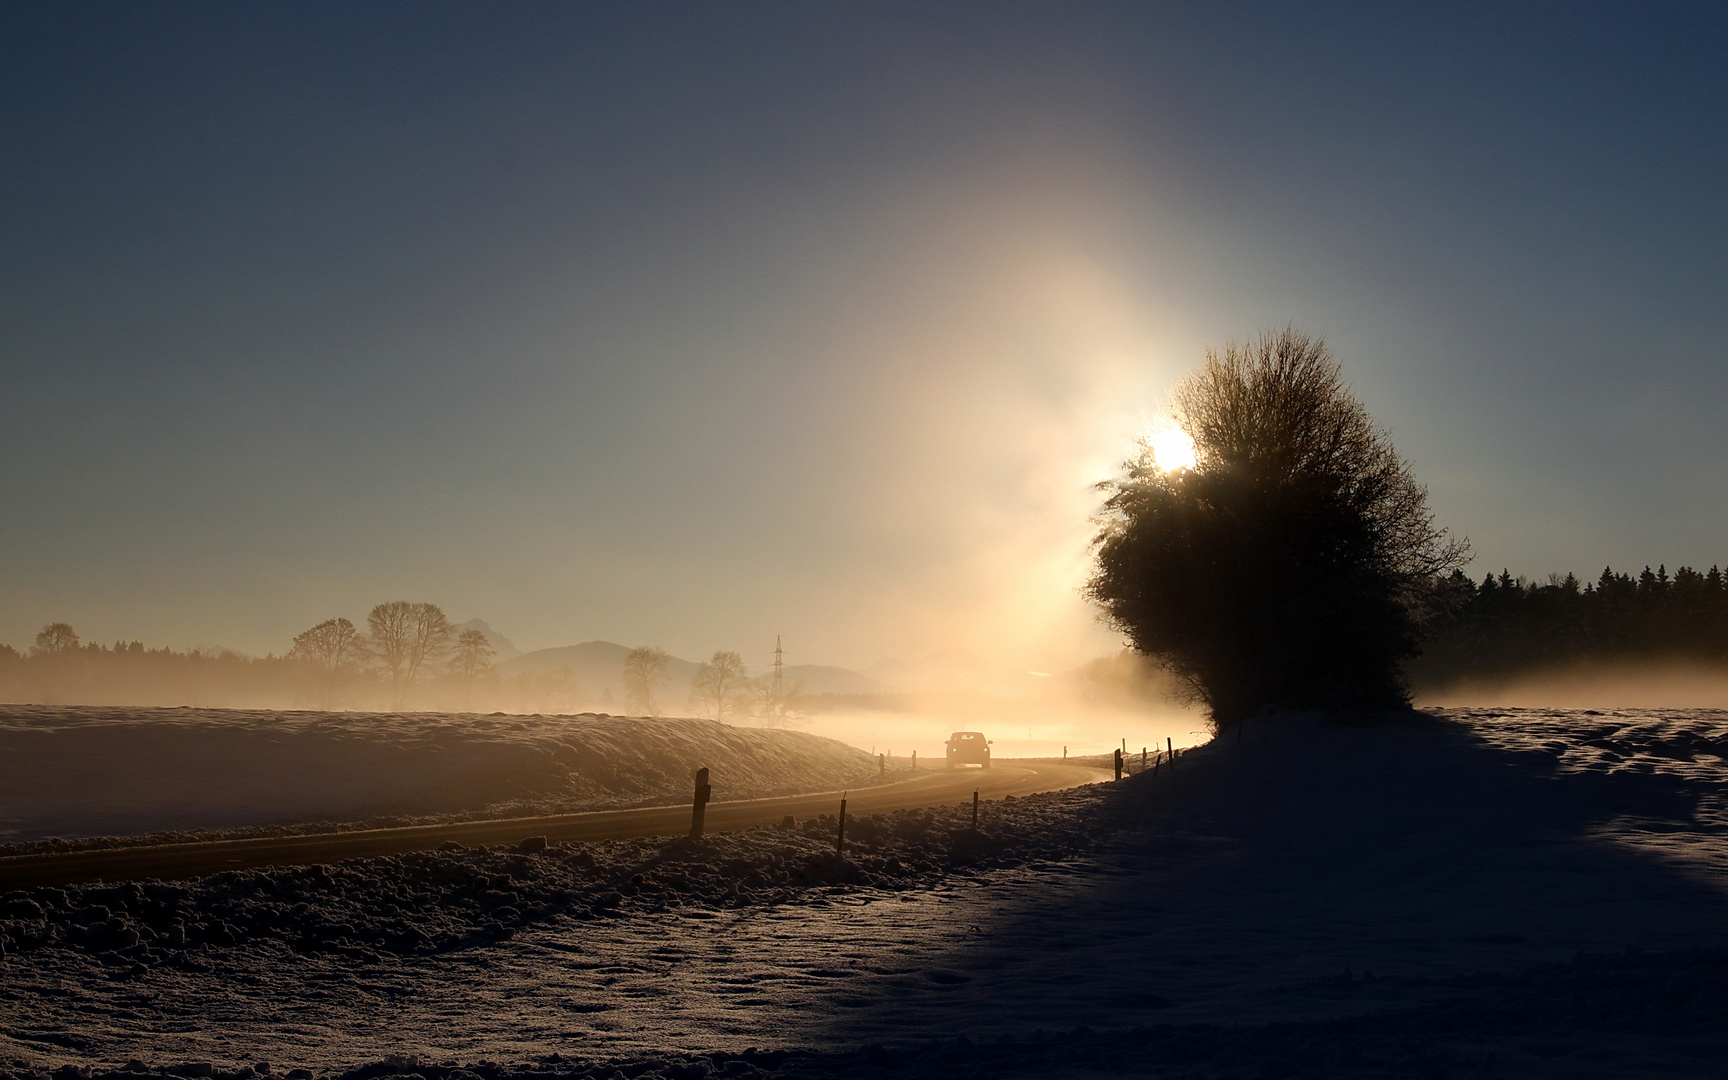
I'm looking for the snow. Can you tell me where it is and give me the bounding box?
[0,707,894,848]
[0,788,1110,1069]
[5,707,1728,1077]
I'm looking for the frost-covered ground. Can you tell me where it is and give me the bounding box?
[5,708,1728,1077]
[0,707,894,848]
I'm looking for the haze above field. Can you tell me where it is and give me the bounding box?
[2,4,1725,670]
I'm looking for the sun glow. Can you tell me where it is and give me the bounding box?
[1143,425,1197,472]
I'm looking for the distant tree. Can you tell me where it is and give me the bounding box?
[622,645,670,716]
[691,650,749,722]
[446,628,502,711]
[289,618,365,671]
[753,675,813,727]
[288,617,365,708]
[366,601,454,707]
[1086,328,1468,727]
[31,623,80,657]
[449,628,498,680]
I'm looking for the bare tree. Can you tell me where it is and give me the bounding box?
[753,635,809,727]
[449,628,497,680]
[753,676,813,727]
[32,623,80,657]
[366,601,454,707]
[443,627,499,711]
[621,645,669,716]
[690,650,748,722]
[1086,328,1468,726]
[289,617,364,669]
[288,617,365,708]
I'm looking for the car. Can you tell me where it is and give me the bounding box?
[945,731,991,769]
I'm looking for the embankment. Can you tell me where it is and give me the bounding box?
[0,706,894,846]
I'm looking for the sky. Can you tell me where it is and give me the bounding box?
[1,2,1725,671]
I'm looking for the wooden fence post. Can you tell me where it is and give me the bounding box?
[879,752,885,778]
[972,788,979,828]
[836,792,848,854]
[689,767,711,839]
[1113,748,1122,781]
[1167,737,1174,770]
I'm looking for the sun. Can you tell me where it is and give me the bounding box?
[1142,424,1197,472]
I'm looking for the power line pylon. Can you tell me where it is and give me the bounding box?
[771,634,785,721]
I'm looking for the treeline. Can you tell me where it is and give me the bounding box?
[1,608,817,723]
[1411,564,1728,688]
[0,632,301,708]
[0,604,581,713]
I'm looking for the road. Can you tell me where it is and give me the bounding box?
[0,760,1109,890]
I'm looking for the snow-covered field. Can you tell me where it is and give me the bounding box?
[5,707,1728,1077]
[0,707,892,848]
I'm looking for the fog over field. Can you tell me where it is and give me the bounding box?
[0,617,1202,763]
[1419,666,1728,710]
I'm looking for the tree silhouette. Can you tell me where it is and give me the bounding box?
[32,623,80,657]
[753,675,813,727]
[287,617,365,708]
[1086,328,1468,726]
[365,601,453,707]
[691,650,748,721]
[446,628,499,711]
[1409,561,1728,687]
[449,628,497,680]
[622,645,670,716]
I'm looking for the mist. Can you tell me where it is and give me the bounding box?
[1417,662,1728,711]
[0,620,1207,759]
[800,697,1202,764]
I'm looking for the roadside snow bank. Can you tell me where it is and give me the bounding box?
[0,782,1118,1070]
[0,707,896,846]
[0,785,1109,968]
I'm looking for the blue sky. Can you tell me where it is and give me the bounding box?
[2,3,1724,669]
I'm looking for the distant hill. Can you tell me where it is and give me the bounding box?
[494,638,1074,709]
[456,619,521,661]
[496,645,885,707]
[500,641,703,702]
[778,664,887,695]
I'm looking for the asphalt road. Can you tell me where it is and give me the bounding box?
[0,760,1110,890]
